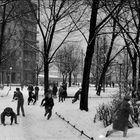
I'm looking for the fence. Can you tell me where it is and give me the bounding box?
[55,112,94,140]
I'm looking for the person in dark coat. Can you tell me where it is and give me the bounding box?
[52,84,57,97]
[41,93,54,120]
[72,88,82,103]
[27,85,36,105]
[106,95,134,137]
[1,107,18,126]
[62,83,67,99]
[13,88,25,116]
[58,85,65,102]
[34,86,39,101]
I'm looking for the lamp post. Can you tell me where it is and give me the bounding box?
[9,67,12,90]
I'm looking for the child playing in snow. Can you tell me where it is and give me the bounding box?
[1,107,18,126]
[41,92,54,120]
[72,88,82,103]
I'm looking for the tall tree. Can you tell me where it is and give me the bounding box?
[26,0,86,94]
[0,0,17,64]
[96,1,126,96]
[80,0,99,111]
[106,0,140,91]
[55,43,81,86]
[80,0,125,111]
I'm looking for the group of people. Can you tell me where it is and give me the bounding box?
[1,83,140,138]
[27,85,39,105]
[58,83,67,102]
[0,85,55,126]
[1,88,25,126]
[27,85,54,120]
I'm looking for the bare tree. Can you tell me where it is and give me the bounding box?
[35,61,44,86]
[105,0,140,92]
[95,1,127,96]
[55,43,81,86]
[26,0,87,94]
[78,0,126,111]
[91,36,108,90]
[0,0,17,64]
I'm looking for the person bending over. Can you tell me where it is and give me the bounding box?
[1,107,18,126]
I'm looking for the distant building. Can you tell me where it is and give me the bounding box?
[38,65,61,85]
[38,47,84,86]
[0,0,38,86]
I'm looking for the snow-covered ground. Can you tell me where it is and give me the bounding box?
[0,86,140,140]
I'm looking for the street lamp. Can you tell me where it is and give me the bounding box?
[9,67,12,90]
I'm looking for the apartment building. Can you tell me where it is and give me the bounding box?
[0,0,38,86]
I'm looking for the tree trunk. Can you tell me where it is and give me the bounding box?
[96,63,108,95]
[132,54,137,91]
[73,74,77,85]
[138,57,140,91]
[44,60,49,95]
[96,17,117,96]
[0,4,6,64]
[36,71,39,86]
[62,74,65,83]
[136,1,140,85]
[80,0,99,111]
[62,73,67,84]
[44,40,49,95]
[68,73,71,87]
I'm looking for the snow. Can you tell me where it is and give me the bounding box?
[0,86,140,140]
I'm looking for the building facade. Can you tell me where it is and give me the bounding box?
[0,0,38,86]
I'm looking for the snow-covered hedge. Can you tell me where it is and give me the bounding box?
[94,94,122,127]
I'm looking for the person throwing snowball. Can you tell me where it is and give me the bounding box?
[13,88,25,117]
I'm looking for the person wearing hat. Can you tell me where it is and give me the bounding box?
[106,95,134,137]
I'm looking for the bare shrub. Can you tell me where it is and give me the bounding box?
[94,93,123,127]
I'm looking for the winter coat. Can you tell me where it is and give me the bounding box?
[74,89,81,99]
[35,86,39,92]
[27,85,34,92]
[53,86,57,95]
[41,97,54,108]
[28,91,34,97]
[72,89,82,103]
[62,85,67,98]
[59,87,64,97]
[13,91,24,102]
[2,107,15,117]
[113,100,133,131]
